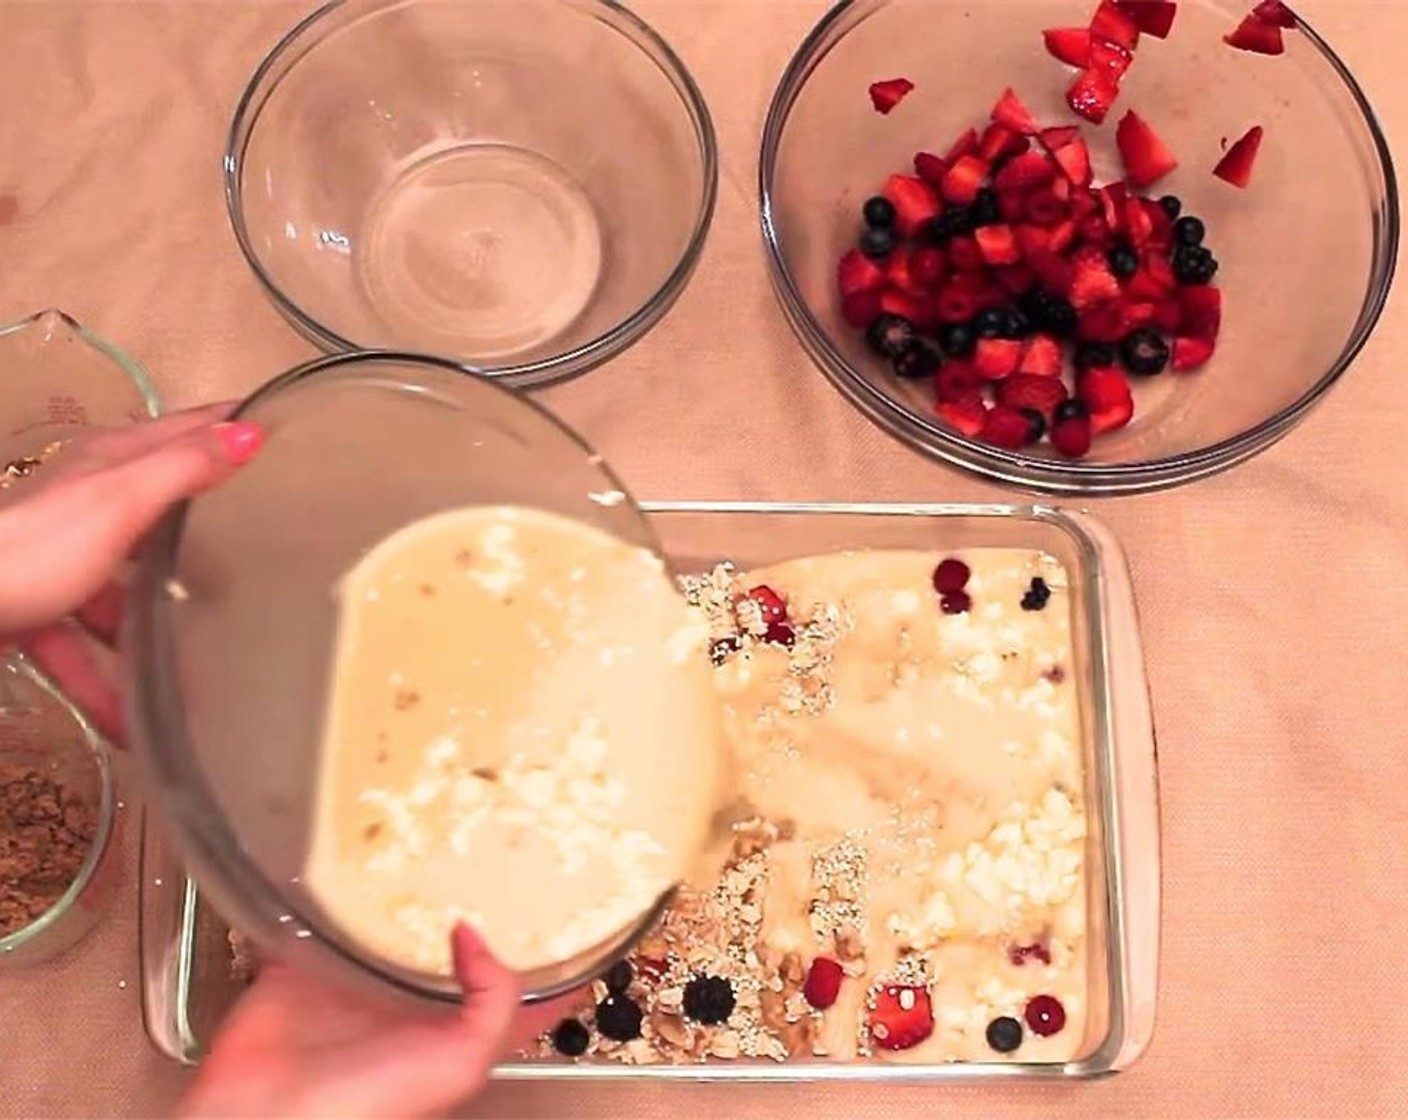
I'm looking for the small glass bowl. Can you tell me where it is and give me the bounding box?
[0,657,121,969]
[226,0,718,388]
[125,351,671,1005]
[760,0,1398,495]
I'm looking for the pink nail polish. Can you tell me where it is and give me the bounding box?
[215,421,264,465]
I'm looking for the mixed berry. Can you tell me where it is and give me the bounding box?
[841,0,1293,458]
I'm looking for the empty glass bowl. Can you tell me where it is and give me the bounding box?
[226,0,717,388]
[125,351,671,1005]
[761,0,1398,495]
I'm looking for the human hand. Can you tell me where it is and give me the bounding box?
[0,404,263,741]
[182,924,574,1119]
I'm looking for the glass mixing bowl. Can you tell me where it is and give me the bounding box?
[226,0,717,389]
[124,352,672,1004]
[760,0,1398,495]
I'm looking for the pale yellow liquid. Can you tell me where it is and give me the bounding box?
[305,506,721,975]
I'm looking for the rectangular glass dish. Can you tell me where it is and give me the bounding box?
[139,502,1161,1079]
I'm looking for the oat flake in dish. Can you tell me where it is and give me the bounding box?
[539,548,1089,1065]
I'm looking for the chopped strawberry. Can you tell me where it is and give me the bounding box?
[1039,125,1082,153]
[1070,189,1101,219]
[841,289,883,328]
[803,958,844,1010]
[837,249,885,297]
[991,87,1041,135]
[1124,197,1155,248]
[1049,173,1072,202]
[1078,366,1135,433]
[1171,336,1216,370]
[1066,68,1120,125]
[995,265,1035,295]
[1077,300,1131,342]
[1254,0,1298,28]
[1079,213,1112,245]
[911,246,948,288]
[913,151,948,187]
[1140,197,1174,248]
[1179,285,1222,340]
[1125,265,1171,303]
[885,246,922,296]
[941,155,988,205]
[745,585,788,624]
[981,404,1035,448]
[1099,182,1129,231]
[1116,110,1179,189]
[935,284,980,323]
[944,127,980,163]
[998,189,1028,223]
[1125,301,1158,328]
[1000,372,1068,418]
[994,151,1056,193]
[1043,27,1092,67]
[1017,224,1052,256]
[1052,135,1093,187]
[935,397,987,437]
[947,236,984,273]
[1088,37,1134,80]
[1117,1,1179,38]
[974,338,1024,380]
[1145,252,1177,291]
[975,224,1022,265]
[1214,125,1265,188]
[869,78,915,114]
[978,123,1014,163]
[1024,189,1068,226]
[1051,412,1093,457]
[879,288,927,325]
[1047,219,1079,254]
[1224,14,1284,54]
[1069,248,1122,310]
[1019,335,1064,378]
[935,361,982,401]
[1090,1,1141,50]
[1027,248,1073,293]
[883,174,943,237]
[1152,298,1184,333]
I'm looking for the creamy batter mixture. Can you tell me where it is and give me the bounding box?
[539,547,1092,1065]
[305,506,721,976]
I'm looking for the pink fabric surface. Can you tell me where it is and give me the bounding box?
[0,1,1406,1116]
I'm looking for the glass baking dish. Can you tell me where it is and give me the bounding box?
[139,501,1160,1079]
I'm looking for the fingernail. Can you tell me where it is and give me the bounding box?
[214,421,264,465]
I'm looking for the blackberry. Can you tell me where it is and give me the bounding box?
[973,307,1008,339]
[682,975,736,1025]
[595,994,644,1042]
[860,225,898,260]
[893,339,942,380]
[865,313,915,359]
[1120,328,1171,375]
[1073,341,1117,370]
[986,1015,1024,1054]
[971,187,1001,227]
[1173,245,1218,285]
[923,207,975,243]
[1021,576,1052,612]
[862,196,896,229]
[1019,408,1046,444]
[1054,399,1089,424]
[1107,244,1139,280]
[1020,288,1077,337]
[1158,194,1183,220]
[1173,216,1206,247]
[938,321,977,358]
[551,1017,591,1057]
[603,959,633,994]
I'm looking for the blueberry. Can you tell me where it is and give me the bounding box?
[1020,288,1077,337]
[863,196,896,229]
[1107,244,1139,280]
[1054,399,1090,424]
[974,307,1008,339]
[860,225,898,260]
[865,313,915,359]
[893,339,942,380]
[1158,195,1183,220]
[603,959,633,994]
[1019,408,1046,444]
[972,187,1000,227]
[1173,216,1206,247]
[923,207,975,243]
[1172,245,1218,285]
[938,321,977,358]
[595,994,644,1042]
[1120,328,1171,375]
[1074,341,1117,370]
[986,1015,1024,1054]
[551,1017,591,1057]
[1000,308,1033,341]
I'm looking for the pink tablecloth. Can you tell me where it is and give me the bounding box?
[1,1,1406,1116]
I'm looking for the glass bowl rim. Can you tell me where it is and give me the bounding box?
[757,0,1400,496]
[223,0,720,391]
[126,347,671,1004]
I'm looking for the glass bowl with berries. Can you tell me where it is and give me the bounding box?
[760,0,1397,495]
